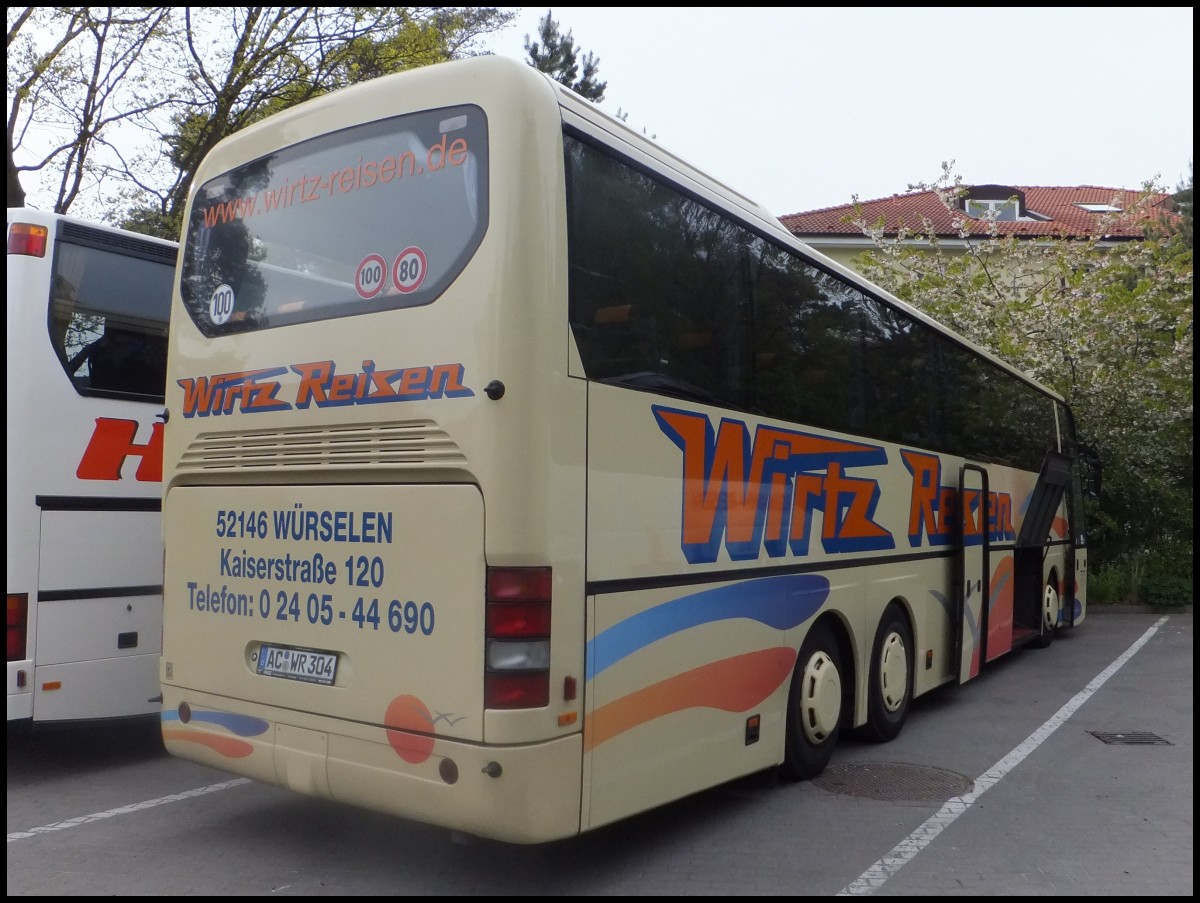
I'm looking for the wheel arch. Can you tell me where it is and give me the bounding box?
[1047,564,1062,597]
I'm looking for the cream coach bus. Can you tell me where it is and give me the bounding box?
[159,55,1096,842]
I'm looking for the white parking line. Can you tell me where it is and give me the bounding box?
[838,616,1169,896]
[7,778,251,843]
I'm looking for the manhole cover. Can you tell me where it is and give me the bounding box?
[814,762,974,801]
[1089,731,1172,745]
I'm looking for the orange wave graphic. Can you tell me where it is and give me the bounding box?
[162,728,255,758]
[584,647,796,751]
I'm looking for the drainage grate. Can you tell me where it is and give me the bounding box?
[814,763,974,802]
[1089,731,1172,745]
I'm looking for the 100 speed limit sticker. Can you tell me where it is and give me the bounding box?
[355,254,388,298]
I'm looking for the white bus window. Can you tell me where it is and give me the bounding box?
[48,227,174,399]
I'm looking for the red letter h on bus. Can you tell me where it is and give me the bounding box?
[75,418,164,482]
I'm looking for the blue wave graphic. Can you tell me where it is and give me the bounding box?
[587,573,829,680]
[161,709,269,736]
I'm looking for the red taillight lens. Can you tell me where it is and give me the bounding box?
[485,671,550,709]
[7,593,29,662]
[486,567,552,603]
[484,567,551,709]
[486,602,552,637]
[7,222,48,257]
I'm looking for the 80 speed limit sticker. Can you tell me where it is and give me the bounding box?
[391,247,428,294]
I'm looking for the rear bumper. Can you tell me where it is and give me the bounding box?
[161,686,584,843]
[9,654,160,723]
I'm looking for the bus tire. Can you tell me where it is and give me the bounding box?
[1034,580,1059,649]
[861,604,913,743]
[781,620,843,781]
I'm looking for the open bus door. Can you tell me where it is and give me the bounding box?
[1064,440,1102,626]
[1012,451,1073,645]
[954,464,989,684]
[1062,459,1082,630]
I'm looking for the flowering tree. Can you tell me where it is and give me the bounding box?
[847,163,1193,603]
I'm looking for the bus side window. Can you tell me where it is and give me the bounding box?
[584,304,647,379]
[86,325,167,395]
[50,279,86,379]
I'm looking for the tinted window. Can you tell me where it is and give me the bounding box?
[565,133,1059,470]
[48,224,175,400]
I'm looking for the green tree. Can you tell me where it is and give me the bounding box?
[846,163,1193,605]
[524,8,606,102]
[120,7,513,239]
[8,7,515,236]
[7,7,174,217]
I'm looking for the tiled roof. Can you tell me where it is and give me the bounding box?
[780,185,1179,240]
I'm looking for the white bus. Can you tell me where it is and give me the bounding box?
[159,56,1096,843]
[7,208,177,728]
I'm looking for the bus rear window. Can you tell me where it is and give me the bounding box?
[181,105,488,336]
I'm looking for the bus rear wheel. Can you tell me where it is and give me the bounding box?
[781,621,843,781]
[861,604,914,743]
[1034,581,1060,649]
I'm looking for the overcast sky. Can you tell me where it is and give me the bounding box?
[482,7,1194,216]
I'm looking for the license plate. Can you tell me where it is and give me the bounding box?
[256,644,338,686]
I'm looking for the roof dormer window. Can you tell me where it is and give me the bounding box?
[959,185,1050,223]
[964,198,1019,221]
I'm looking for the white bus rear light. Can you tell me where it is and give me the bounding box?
[7,223,48,257]
[7,593,28,662]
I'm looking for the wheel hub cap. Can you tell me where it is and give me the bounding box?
[879,633,908,712]
[1043,585,1059,630]
[801,650,841,743]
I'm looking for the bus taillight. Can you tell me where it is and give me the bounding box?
[7,222,48,257]
[484,567,550,708]
[7,593,28,662]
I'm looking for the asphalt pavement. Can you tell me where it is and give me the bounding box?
[7,605,1193,896]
